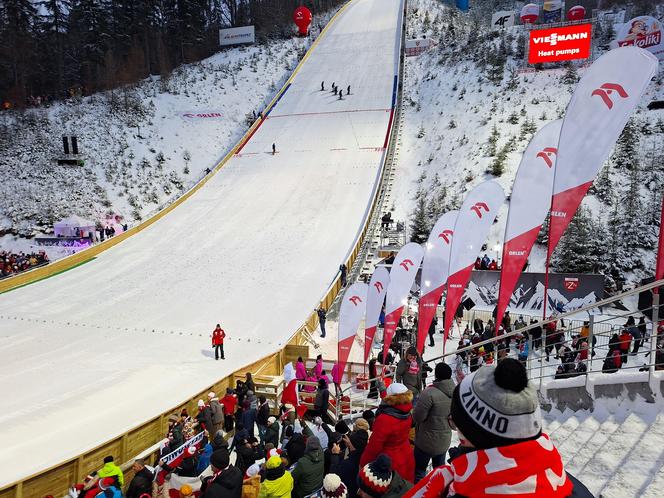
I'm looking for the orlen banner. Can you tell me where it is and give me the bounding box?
[614,16,664,60]
[219,26,255,46]
[529,24,592,64]
[382,243,424,361]
[654,197,664,294]
[338,282,368,376]
[444,182,505,344]
[548,47,658,259]
[417,211,458,353]
[364,267,390,362]
[496,120,562,331]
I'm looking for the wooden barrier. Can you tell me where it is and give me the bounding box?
[0,0,406,495]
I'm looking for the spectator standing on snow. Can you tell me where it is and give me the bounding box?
[395,346,423,398]
[412,362,454,482]
[321,81,325,91]
[196,399,215,440]
[208,392,224,436]
[125,459,153,498]
[291,436,324,498]
[221,388,238,432]
[317,307,327,338]
[360,382,415,483]
[347,85,351,95]
[626,316,643,355]
[212,324,225,360]
[272,143,276,155]
[428,315,437,347]
[330,361,342,397]
[201,450,242,498]
[406,359,593,498]
[314,378,331,423]
[97,456,124,488]
[618,329,632,365]
[339,263,347,287]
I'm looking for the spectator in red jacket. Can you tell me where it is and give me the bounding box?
[360,382,415,483]
[221,388,238,432]
[212,324,226,360]
[618,329,632,365]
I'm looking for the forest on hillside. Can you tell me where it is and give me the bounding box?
[0,0,342,106]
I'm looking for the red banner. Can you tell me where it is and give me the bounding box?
[364,267,390,362]
[656,196,664,293]
[528,24,592,64]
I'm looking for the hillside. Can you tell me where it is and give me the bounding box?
[394,0,664,288]
[0,34,315,243]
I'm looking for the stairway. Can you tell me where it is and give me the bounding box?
[543,405,664,498]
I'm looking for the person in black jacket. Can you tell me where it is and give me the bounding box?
[314,378,331,424]
[176,447,199,477]
[235,436,261,475]
[125,459,153,498]
[201,450,242,498]
[196,400,214,440]
[256,395,270,446]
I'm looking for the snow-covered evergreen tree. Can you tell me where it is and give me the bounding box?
[552,207,595,273]
[410,192,429,243]
[611,119,640,170]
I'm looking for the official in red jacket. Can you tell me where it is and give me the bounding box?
[360,382,415,483]
[212,324,226,360]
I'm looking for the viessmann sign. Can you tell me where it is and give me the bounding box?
[528,23,592,64]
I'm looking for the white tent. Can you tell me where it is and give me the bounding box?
[53,215,95,238]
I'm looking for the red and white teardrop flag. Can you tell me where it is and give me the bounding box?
[364,266,390,362]
[417,210,459,353]
[382,242,425,361]
[495,120,562,330]
[548,46,658,256]
[444,181,505,346]
[338,282,368,375]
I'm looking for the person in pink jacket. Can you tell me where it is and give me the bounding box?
[295,357,307,392]
[314,354,323,378]
[330,362,341,397]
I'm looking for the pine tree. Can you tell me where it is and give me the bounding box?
[611,118,640,170]
[560,64,579,85]
[552,207,595,273]
[486,124,500,157]
[491,145,508,177]
[410,192,429,244]
[591,164,613,202]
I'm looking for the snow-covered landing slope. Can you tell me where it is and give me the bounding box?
[544,400,664,498]
[0,0,404,485]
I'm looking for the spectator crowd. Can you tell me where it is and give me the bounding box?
[0,250,49,278]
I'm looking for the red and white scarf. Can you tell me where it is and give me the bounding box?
[406,434,573,498]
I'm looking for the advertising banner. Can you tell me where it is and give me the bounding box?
[496,120,561,331]
[548,47,658,259]
[405,38,433,57]
[465,270,605,313]
[417,211,458,353]
[181,111,223,120]
[529,24,593,64]
[656,197,664,294]
[382,243,425,361]
[219,26,255,46]
[338,282,368,375]
[364,267,390,362]
[614,16,664,60]
[492,11,516,30]
[444,182,505,344]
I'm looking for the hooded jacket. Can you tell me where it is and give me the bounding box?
[384,471,414,498]
[202,466,243,498]
[98,462,125,487]
[291,443,324,498]
[412,379,454,456]
[396,356,424,395]
[360,391,415,484]
[265,422,280,448]
[258,464,294,498]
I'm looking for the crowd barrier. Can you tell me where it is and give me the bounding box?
[0,0,408,496]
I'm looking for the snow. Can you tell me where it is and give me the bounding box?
[0,0,404,486]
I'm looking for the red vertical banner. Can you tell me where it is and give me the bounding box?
[338,282,368,376]
[382,243,425,361]
[444,181,505,346]
[496,120,561,329]
[364,267,390,362]
[417,211,458,353]
[655,196,664,294]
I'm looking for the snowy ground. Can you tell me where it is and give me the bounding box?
[0,0,404,486]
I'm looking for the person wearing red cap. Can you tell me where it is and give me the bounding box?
[212,324,226,360]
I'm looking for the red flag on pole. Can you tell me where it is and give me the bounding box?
[548,47,658,256]
[382,243,424,361]
[495,120,561,330]
[444,182,505,346]
[655,196,664,294]
[364,267,390,362]
[338,282,368,376]
[417,211,458,353]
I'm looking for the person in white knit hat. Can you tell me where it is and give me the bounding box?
[360,382,415,483]
[320,474,348,498]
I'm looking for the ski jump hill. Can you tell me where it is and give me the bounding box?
[0,0,404,489]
